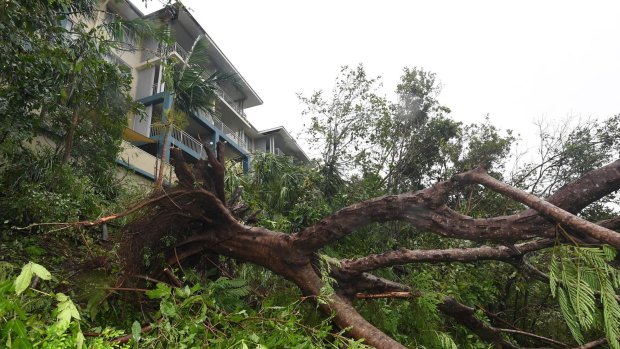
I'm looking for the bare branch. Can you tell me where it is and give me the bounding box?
[454,164,620,249]
[574,338,607,349]
[355,292,416,299]
[438,296,519,349]
[340,239,553,274]
[497,328,569,348]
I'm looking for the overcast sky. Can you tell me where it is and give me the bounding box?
[133,0,620,154]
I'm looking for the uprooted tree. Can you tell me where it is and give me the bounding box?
[108,141,620,349]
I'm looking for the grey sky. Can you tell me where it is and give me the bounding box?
[134,0,620,153]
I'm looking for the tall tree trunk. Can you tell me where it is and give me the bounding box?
[61,108,80,164]
[153,122,171,190]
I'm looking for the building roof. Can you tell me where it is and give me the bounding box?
[259,126,310,163]
[145,4,263,109]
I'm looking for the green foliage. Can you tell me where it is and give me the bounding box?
[0,0,156,232]
[229,153,330,232]
[14,261,51,295]
[1,262,128,349]
[300,64,392,198]
[549,244,620,348]
[0,149,105,228]
[139,278,371,348]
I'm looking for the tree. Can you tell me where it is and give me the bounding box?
[382,67,457,192]
[300,64,392,198]
[153,32,232,190]
[0,0,153,226]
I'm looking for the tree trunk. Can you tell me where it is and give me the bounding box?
[153,122,171,190]
[61,108,80,164]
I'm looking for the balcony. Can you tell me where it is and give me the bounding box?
[215,88,247,121]
[210,115,250,153]
[150,123,207,159]
[142,42,189,63]
[118,140,176,183]
[167,42,189,62]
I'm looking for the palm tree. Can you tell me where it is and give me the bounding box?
[153,35,235,190]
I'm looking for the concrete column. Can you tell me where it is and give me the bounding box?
[211,131,220,151]
[162,92,173,160]
[162,92,173,122]
[242,156,251,173]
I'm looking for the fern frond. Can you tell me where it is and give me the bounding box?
[567,277,597,330]
[551,244,620,347]
[435,331,458,349]
[213,277,251,298]
[549,254,560,297]
[558,287,585,344]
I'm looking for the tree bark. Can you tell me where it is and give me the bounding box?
[154,122,171,190]
[61,107,80,163]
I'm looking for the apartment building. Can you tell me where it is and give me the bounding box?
[104,1,309,184]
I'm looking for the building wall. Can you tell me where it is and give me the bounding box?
[117,140,176,183]
[98,1,308,180]
[254,138,267,153]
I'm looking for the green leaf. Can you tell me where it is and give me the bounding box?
[76,331,85,349]
[175,285,191,298]
[131,320,142,342]
[56,292,80,331]
[30,262,51,280]
[145,283,171,299]
[14,263,34,295]
[160,300,176,317]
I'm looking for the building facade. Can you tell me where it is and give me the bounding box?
[104,1,308,184]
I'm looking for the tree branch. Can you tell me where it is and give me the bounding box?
[294,160,620,254]
[340,239,553,274]
[437,296,519,349]
[453,165,620,249]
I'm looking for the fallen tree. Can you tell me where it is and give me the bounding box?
[114,143,620,349]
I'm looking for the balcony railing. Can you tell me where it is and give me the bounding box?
[168,42,189,61]
[215,88,247,120]
[152,82,162,95]
[150,123,207,159]
[142,42,190,62]
[211,115,249,152]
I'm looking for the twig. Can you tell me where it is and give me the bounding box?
[105,287,149,292]
[574,338,607,349]
[497,328,569,348]
[111,324,153,343]
[355,292,415,299]
[174,247,185,275]
[163,268,182,287]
